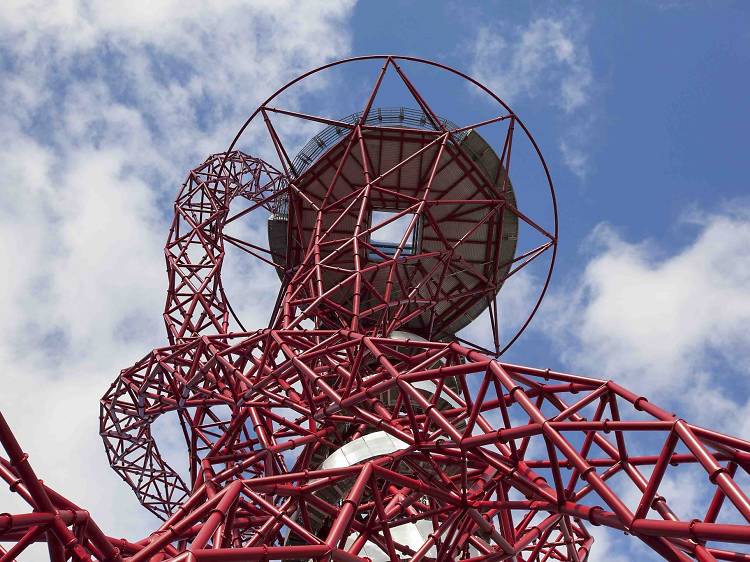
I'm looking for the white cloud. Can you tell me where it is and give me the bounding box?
[458,269,537,351]
[586,525,632,562]
[0,0,355,547]
[469,11,594,178]
[560,129,591,180]
[470,16,592,113]
[1,0,355,166]
[542,205,750,430]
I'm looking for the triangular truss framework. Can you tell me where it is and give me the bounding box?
[1,55,748,562]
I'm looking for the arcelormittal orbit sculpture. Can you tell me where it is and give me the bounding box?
[2,55,750,562]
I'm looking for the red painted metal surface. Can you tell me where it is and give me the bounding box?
[2,56,750,561]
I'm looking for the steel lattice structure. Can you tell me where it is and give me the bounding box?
[2,55,750,562]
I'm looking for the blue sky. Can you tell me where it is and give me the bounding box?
[1,2,749,561]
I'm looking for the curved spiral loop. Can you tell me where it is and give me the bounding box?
[100,152,288,518]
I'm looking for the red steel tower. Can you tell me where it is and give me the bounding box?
[2,55,750,562]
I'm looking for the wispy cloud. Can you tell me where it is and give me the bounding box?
[470,16,592,113]
[469,10,595,178]
[559,119,593,180]
[0,0,355,544]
